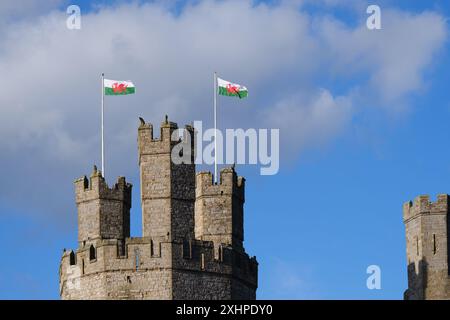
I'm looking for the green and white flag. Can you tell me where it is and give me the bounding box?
[104,79,136,95]
[217,77,248,99]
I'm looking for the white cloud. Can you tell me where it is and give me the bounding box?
[316,9,447,105]
[262,89,353,163]
[0,0,446,221]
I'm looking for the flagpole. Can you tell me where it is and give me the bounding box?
[101,73,105,179]
[214,72,218,184]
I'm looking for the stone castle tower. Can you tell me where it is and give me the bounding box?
[403,194,450,299]
[59,117,258,299]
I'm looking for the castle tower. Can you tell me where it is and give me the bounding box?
[74,166,132,246]
[137,116,195,242]
[403,194,450,299]
[195,167,245,254]
[60,117,258,300]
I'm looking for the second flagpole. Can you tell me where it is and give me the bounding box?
[214,72,218,184]
[101,73,105,179]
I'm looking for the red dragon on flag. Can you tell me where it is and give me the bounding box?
[217,77,248,99]
[112,82,128,94]
[226,83,240,95]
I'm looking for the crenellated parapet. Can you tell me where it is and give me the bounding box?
[75,166,132,206]
[137,115,194,164]
[61,238,255,277]
[60,236,257,299]
[403,194,448,222]
[196,167,245,201]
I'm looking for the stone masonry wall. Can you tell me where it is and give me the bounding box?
[138,118,195,241]
[60,237,257,299]
[403,194,450,300]
[195,168,245,252]
[75,169,131,245]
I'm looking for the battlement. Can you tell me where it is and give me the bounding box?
[137,116,194,163]
[75,166,132,244]
[74,166,132,205]
[403,194,449,222]
[60,237,257,289]
[196,167,245,202]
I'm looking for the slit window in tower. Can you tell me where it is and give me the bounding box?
[69,251,76,266]
[201,253,205,270]
[218,245,223,262]
[433,234,437,255]
[135,248,140,270]
[89,245,96,261]
[416,236,419,256]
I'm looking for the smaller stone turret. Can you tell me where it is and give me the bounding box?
[74,166,132,247]
[195,167,245,255]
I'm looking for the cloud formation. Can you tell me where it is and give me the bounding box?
[0,0,446,222]
[316,9,447,105]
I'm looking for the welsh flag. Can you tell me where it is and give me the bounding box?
[217,78,248,99]
[104,79,135,95]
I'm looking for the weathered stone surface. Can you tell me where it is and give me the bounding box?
[195,169,245,253]
[60,117,258,300]
[75,168,132,247]
[403,194,450,300]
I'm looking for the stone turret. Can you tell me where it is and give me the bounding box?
[403,194,450,300]
[195,167,245,255]
[137,116,195,242]
[74,166,132,247]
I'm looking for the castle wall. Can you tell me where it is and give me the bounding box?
[60,237,257,300]
[171,161,196,240]
[171,240,257,299]
[232,278,257,300]
[60,238,173,299]
[172,271,232,299]
[61,269,173,300]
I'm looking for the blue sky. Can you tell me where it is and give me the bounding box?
[0,0,449,299]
